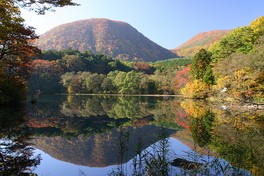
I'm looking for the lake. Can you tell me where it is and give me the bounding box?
[0,95,263,176]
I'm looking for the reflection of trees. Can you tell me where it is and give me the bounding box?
[0,106,41,175]
[26,96,190,141]
[212,111,264,176]
[190,111,214,148]
[60,96,155,119]
[181,100,264,175]
[61,95,114,117]
[26,96,264,175]
[28,112,130,137]
[28,96,187,168]
[60,96,185,131]
[27,96,189,140]
[110,128,249,176]
[150,98,188,130]
[28,96,131,137]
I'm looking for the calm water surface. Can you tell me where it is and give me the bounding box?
[0,95,263,176]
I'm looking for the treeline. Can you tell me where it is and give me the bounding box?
[29,49,132,94]
[61,71,157,94]
[180,16,264,103]
[40,49,133,73]
[29,49,191,95]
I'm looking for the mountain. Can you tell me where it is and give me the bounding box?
[32,126,175,167]
[35,18,176,62]
[172,30,231,57]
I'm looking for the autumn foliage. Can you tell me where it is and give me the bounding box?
[172,30,230,57]
[34,19,176,62]
[174,65,190,92]
[180,16,264,102]
[0,0,40,103]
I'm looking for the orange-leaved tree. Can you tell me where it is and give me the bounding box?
[0,0,78,103]
[0,0,40,103]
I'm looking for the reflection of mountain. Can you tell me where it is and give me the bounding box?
[27,96,185,168]
[171,129,211,155]
[32,126,175,167]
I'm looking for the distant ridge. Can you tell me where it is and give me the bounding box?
[172,30,231,57]
[35,18,176,62]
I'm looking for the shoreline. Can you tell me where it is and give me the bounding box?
[55,93,184,97]
[40,94,264,110]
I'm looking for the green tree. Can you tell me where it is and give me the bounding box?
[84,73,105,93]
[110,71,145,94]
[203,66,215,85]
[190,49,212,80]
[122,71,142,94]
[139,76,157,94]
[41,50,63,60]
[57,55,86,72]
[60,72,80,93]
[101,77,116,93]
[210,27,258,61]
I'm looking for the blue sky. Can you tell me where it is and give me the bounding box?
[21,0,264,49]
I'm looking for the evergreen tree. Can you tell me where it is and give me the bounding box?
[190,49,212,80]
[203,66,215,85]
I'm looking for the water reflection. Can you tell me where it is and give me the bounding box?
[27,95,183,174]
[1,95,263,175]
[181,100,264,176]
[31,126,175,167]
[0,105,41,176]
[211,112,264,176]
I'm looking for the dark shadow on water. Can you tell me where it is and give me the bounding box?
[0,105,41,176]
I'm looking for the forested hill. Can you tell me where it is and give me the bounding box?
[34,18,176,62]
[172,30,231,57]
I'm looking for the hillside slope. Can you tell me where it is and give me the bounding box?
[35,18,176,62]
[172,30,231,57]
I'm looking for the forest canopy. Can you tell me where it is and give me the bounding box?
[29,49,189,95]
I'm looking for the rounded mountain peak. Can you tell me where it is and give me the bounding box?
[35,18,176,61]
